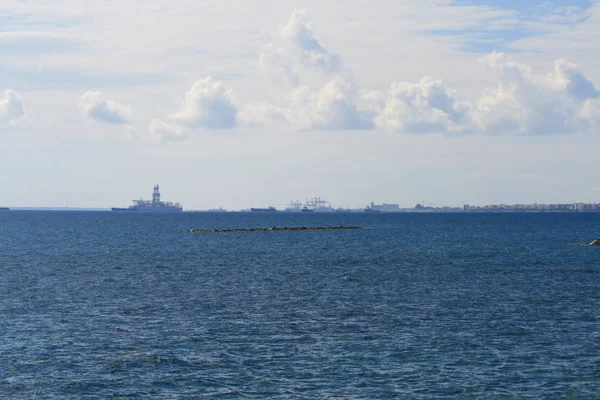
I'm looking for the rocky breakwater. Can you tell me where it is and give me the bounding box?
[580,239,600,246]
[188,226,362,233]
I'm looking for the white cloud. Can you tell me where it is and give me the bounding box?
[281,9,342,73]
[540,6,589,25]
[307,78,373,130]
[241,52,600,135]
[252,78,374,130]
[550,59,598,101]
[151,76,372,133]
[259,8,342,87]
[258,44,299,87]
[580,98,600,127]
[252,11,600,136]
[511,2,600,54]
[148,118,188,142]
[148,77,238,141]
[85,10,600,139]
[369,53,600,136]
[0,89,24,124]
[238,102,291,127]
[170,77,237,130]
[472,52,598,135]
[80,91,131,124]
[376,77,469,134]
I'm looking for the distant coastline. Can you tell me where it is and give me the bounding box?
[7,207,111,212]
[3,202,600,213]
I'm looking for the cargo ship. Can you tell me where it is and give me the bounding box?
[111,185,183,213]
[0,207,9,211]
[250,206,277,212]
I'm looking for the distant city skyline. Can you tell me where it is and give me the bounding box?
[0,1,599,209]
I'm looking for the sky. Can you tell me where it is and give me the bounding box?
[1,0,599,209]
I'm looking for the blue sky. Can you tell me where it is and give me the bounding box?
[0,0,599,209]
[452,0,592,10]
[433,0,594,53]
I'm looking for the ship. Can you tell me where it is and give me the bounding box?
[302,197,335,212]
[111,185,183,213]
[364,202,382,213]
[0,207,9,211]
[250,206,277,212]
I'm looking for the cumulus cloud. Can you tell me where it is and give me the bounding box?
[258,44,299,87]
[244,52,600,135]
[80,91,131,124]
[146,9,600,140]
[148,77,238,142]
[171,77,237,130]
[281,9,342,73]
[472,52,598,135]
[259,9,342,87]
[369,53,599,136]
[150,75,372,135]
[250,78,373,130]
[152,53,599,138]
[0,89,24,124]
[550,59,598,101]
[376,77,469,133]
[306,78,373,130]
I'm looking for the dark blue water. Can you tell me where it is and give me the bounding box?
[1,212,600,398]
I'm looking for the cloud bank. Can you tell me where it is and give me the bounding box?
[472,52,599,135]
[147,10,599,141]
[376,77,469,134]
[80,91,131,124]
[295,78,373,130]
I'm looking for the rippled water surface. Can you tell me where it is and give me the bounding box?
[1,211,600,398]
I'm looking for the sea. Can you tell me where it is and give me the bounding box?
[1,211,599,399]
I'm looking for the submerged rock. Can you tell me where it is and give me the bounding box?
[188,226,362,233]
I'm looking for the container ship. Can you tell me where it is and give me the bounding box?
[111,185,183,213]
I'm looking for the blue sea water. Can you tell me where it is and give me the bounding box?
[1,211,600,399]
